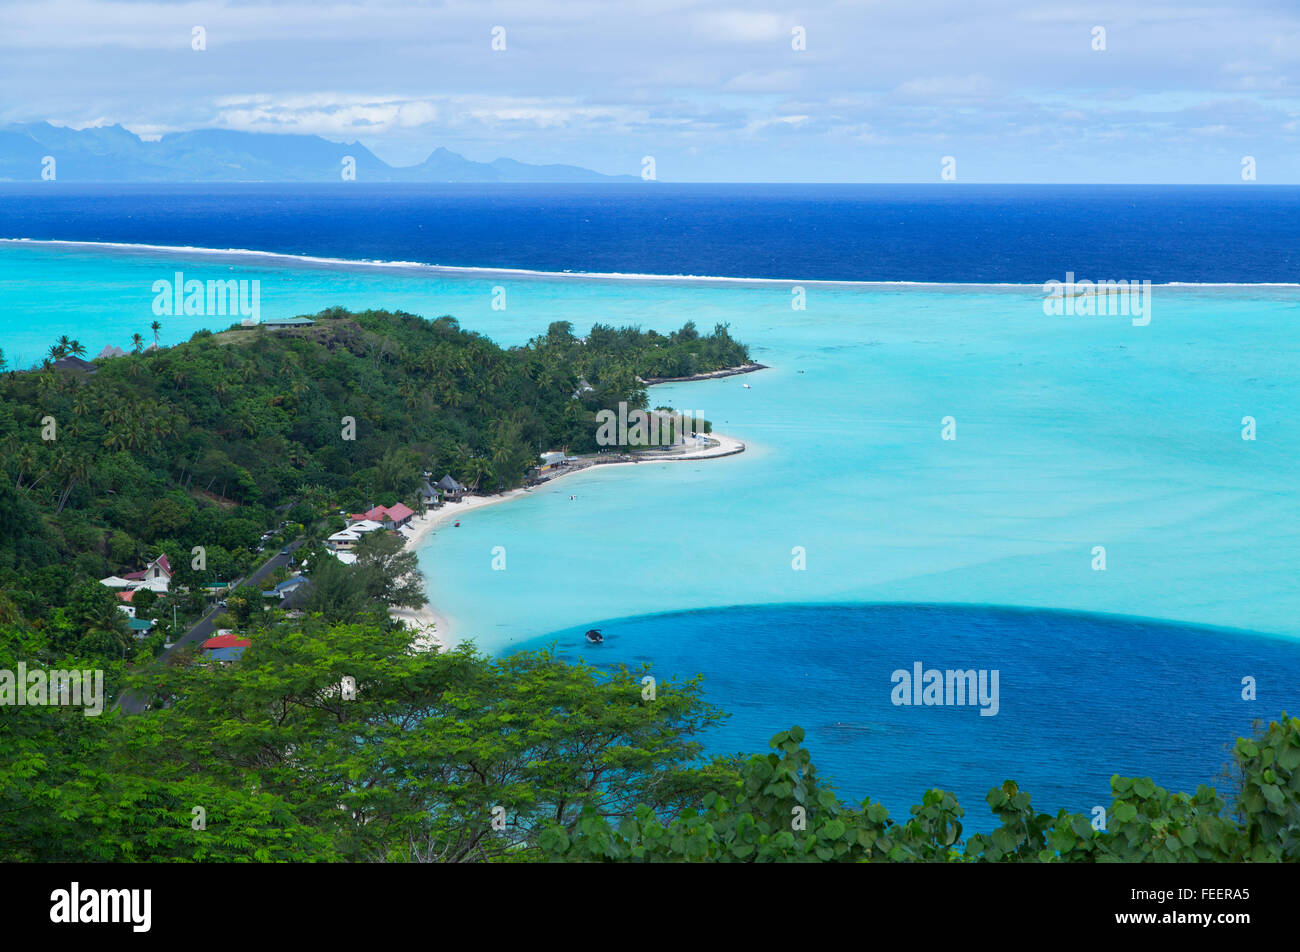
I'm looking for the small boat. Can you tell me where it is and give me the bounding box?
[585,629,604,644]
[453,521,460,527]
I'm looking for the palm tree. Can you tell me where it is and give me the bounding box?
[150,320,161,349]
[12,443,36,491]
[67,339,86,358]
[54,449,90,515]
[35,369,59,398]
[465,456,494,492]
[130,333,145,354]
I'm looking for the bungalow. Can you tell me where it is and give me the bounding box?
[419,479,441,508]
[349,503,415,530]
[435,474,466,502]
[202,632,251,662]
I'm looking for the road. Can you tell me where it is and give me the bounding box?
[115,539,304,714]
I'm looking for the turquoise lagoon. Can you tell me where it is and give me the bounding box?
[4,240,1299,818]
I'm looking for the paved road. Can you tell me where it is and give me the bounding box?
[116,540,304,714]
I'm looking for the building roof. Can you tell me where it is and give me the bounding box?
[204,633,252,649]
[349,504,414,524]
[121,554,172,581]
[262,316,316,327]
[128,617,155,631]
[436,474,465,492]
[50,356,98,374]
[206,646,247,662]
[262,577,309,597]
[385,502,415,522]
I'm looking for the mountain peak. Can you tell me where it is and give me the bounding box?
[0,124,639,183]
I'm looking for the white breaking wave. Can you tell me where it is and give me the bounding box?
[3,238,1298,288]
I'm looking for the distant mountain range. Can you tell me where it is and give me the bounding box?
[0,123,640,183]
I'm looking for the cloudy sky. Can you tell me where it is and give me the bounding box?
[2,0,1299,182]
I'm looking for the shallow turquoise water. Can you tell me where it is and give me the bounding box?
[3,242,1297,643]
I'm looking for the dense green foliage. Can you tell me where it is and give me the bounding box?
[543,719,1300,862]
[0,621,731,862]
[535,319,750,381]
[5,603,1296,863]
[0,309,745,668]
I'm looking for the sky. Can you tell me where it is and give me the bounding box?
[1,0,1299,182]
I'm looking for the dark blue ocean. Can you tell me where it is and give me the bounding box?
[533,605,1300,829]
[3,183,1300,282]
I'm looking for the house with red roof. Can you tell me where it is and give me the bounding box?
[123,553,171,584]
[348,503,415,530]
[203,632,251,662]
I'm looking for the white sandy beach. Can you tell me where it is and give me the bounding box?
[389,432,746,651]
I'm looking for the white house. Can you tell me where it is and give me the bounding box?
[99,554,173,594]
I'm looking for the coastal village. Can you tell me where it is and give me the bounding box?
[5,312,759,723]
[91,433,744,671]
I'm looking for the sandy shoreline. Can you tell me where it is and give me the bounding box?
[389,431,746,651]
